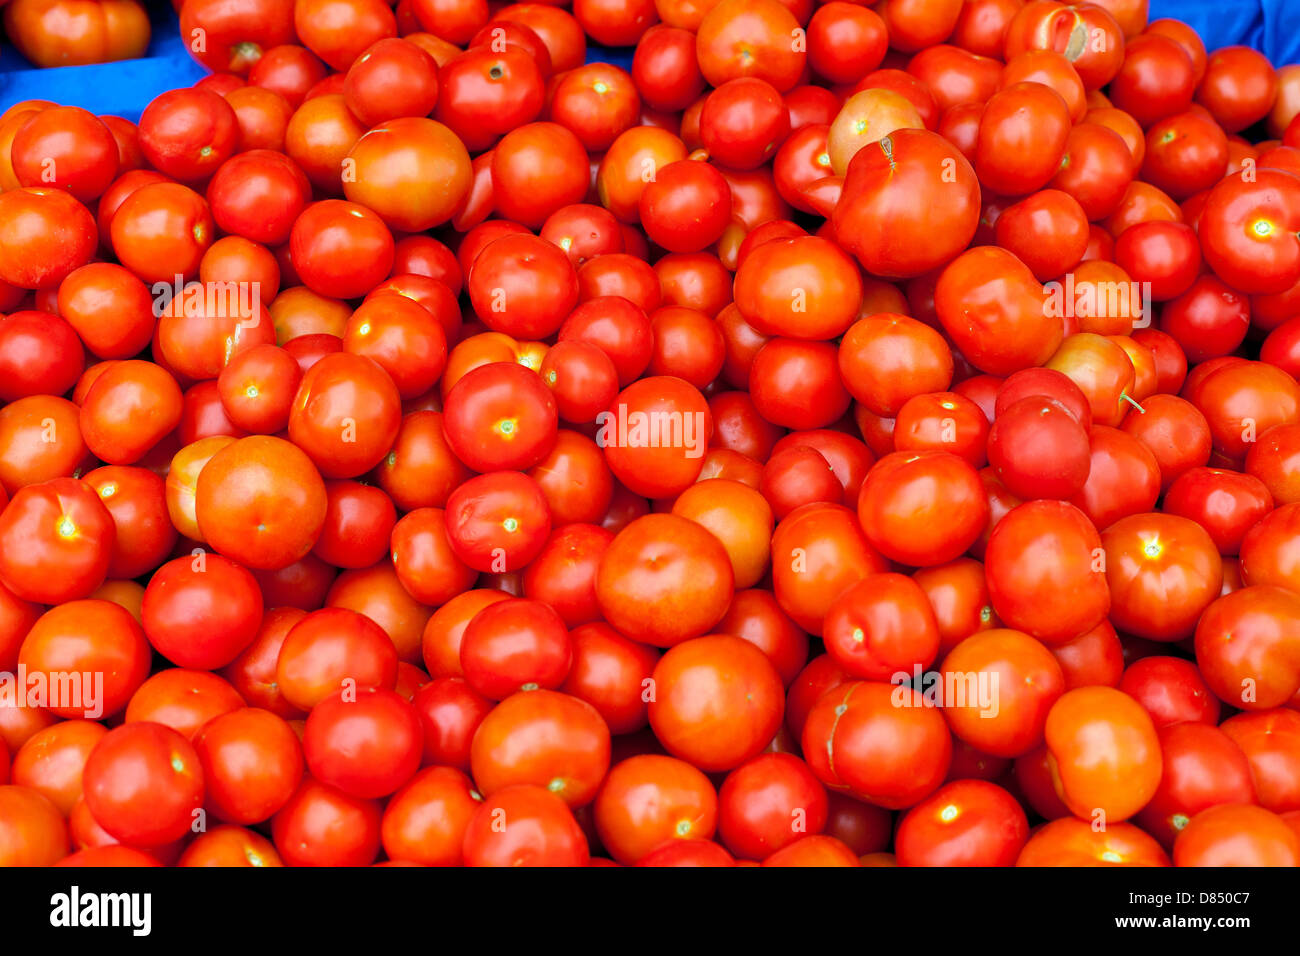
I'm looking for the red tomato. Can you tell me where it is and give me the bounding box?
[648,634,783,771]
[461,783,589,866]
[83,722,205,846]
[802,680,952,809]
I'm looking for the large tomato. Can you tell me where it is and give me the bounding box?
[832,129,980,278]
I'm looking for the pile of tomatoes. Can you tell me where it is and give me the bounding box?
[1,0,1300,868]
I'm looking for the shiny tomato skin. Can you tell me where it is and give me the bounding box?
[1044,686,1162,822]
[271,776,383,867]
[461,783,589,867]
[648,634,784,772]
[469,688,610,807]
[984,500,1110,646]
[802,680,952,809]
[0,477,114,605]
[194,707,304,825]
[717,752,828,861]
[82,722,206,847]
[857,451,989,568]
[302,686,422,799]
[895,779,1029,867]
[142,553,263,670]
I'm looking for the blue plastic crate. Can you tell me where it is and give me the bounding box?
[0,1,1297,121]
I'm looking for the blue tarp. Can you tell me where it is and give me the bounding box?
[0,0,1298,121]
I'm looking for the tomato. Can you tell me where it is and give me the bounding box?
[822,572,939,681]
[288,352,402,478]
[18,599,151,720]
[671,478,771,588]
[194,435,327,571]
[594,753,716,863]
[10,106,118,203]
[856,451,988,568]
[1045,686,1161,822]
[275,607,399,713]
[466,235,579,342]
[1199,169,1300,296]
[142,552,263,670]
[1100,513,1223,646]
[380,766,481,866]
[712,752,827,860]
[559,296,654,386]
[834,129,980,279]
[647,307,725,387]
[358,418,452,523]
[1136,722,1255,848]
[456,598,568,698]
[462,783,589,866]
[0,187,98,290]
[1016,817,1169,866]
[647,634,782,772]
[0,478,114,605]
[936,247,1061,376]
[189,707,302,825]
[271,776,382,866]
[1196,45,1277,133]
[288,200,395,300]
[83,722,204,847]
[110,182,214,285]
[3,0,150,67]
[1194,359,1300,461]
[0,785,68,866]
[987,396,1091,500]
[435,46,546,153]
[895,779,1028,867]
[10,720,106,816]
[1174,804,1300,867]
[1163,467,1272,557]
[1221,709,1300,814]
[470,688,609,807]
[695,0,803,92]
[803,680,952,808]
[1109,34,1197,128]
[1195,586,1300,712]
[984,500,1110,645]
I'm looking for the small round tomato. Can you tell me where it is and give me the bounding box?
[288,352,402,479]
[302,687,421,799]
[941,628,1065,758]
[271,777,382,867]
[18,599,151,721]
[895,779,1029,867]
[461,783,589,867]
[195,708,303,824]
[802,680,952,809]
[717,752,828,861]
[138,88,239,183]
[381,766,482,866]
[648,634,783,772]
[1174,804,1299,867]
[596,514,734,648]
[0,477,114,605]
[984,500,1110,645]
[82,722,205,847]
[1044,686,1162,823]
[470,688,609,806]
[594,754,717,864]
[142,553,263,670]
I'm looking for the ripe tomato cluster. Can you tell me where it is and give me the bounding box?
[1,0,1300,869]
